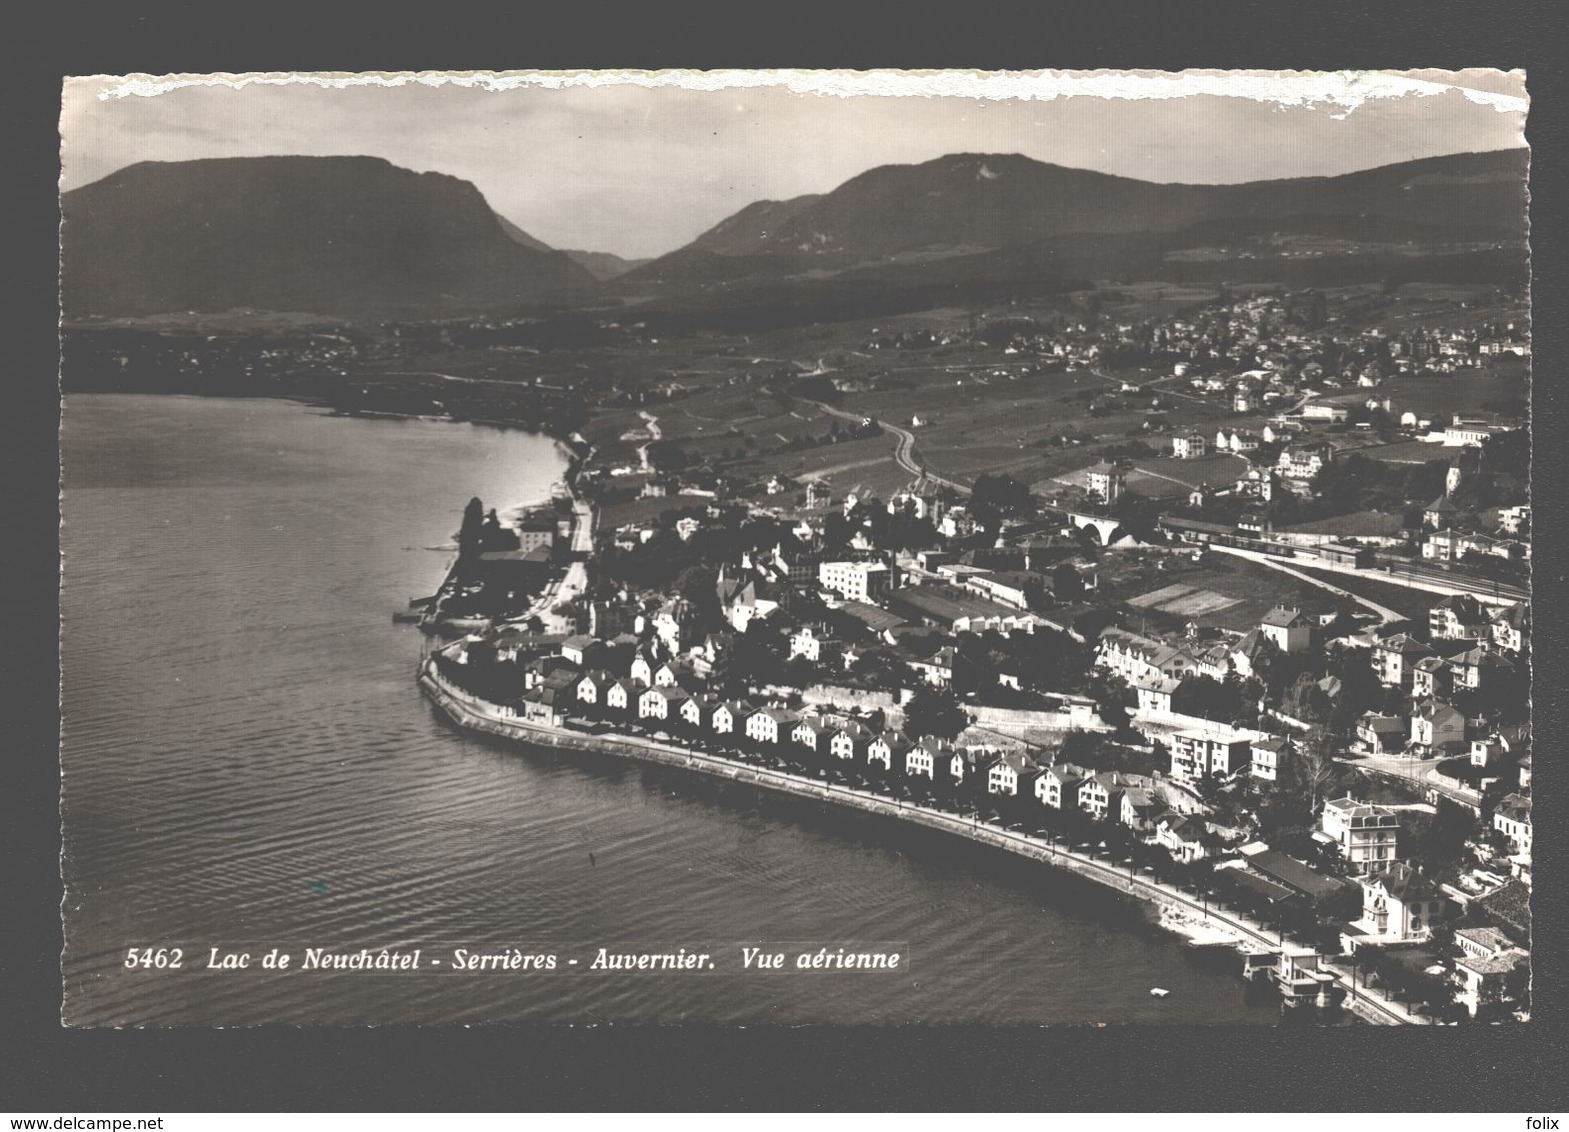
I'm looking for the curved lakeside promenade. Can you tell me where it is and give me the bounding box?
[417,660,1425,1025]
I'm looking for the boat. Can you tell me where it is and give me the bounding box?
[1149,987,1170,998]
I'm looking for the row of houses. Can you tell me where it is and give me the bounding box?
[1372,626,1523,697]
[1099,604,1316,690]
[1423,527,1530,564]
[513,633,1235,856]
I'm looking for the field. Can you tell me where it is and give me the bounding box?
[1098,550,1340,632]
[1124,582,1243,619]
[438,280,1525,515]
[599,493,721,530]
[1378,367,1528,419]
[1291,565,1444,622]
[1276,510,1406,537]
[1346,282,1527,334]
[1356,439,1453,466]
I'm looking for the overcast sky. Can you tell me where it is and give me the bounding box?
[61,70,1528,260]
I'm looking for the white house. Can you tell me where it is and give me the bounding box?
[1078,773,1118,819]
[1097,628,1198,684]
[575,670,613,706]
[560,634,601,668]
[987,752,1035,796]
[746,707,800,745]
[1085,461,1126,505]
[1156,815,1208,862]
[1119,788,1163,834]
[1320,796,1399,869]
[1493,794,1532,856]
[790,625,833,663]
[1250,736,1293,782]
[1347,862,1446,945]
[1372,634,1433,689]
[653,598,696,654]
[892,736,929,779]
[792,718,832,756]
[818,560,891,603]
[832,723,871,763]
[1169,727,1254,783]
[605,679,637,713]
[680,692,719,730]
[1135,674,1180,715]
[1258,606,1313,654]
[1410,699,1466,753]
[1430,594,1491,641]
[1037,763,1089,809]
[711,701,749,737]
[637,685,688,721]
[1491,604,1528,654]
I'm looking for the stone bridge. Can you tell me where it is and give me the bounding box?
[1064,510,1124,545]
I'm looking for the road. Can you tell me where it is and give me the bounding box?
[1207,543,1406,623]
[1338,751,1484,811]
[809,400,972,496]
[424,664,1420,1023]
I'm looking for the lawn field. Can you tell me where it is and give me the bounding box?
[1098,549,1341,632]
[1130,452,1252,489]
[1356,439,1457,466]
[1125,582,1243,619]
[599,493,722,530]
[538,284,1525,511]
[1277,510,1406,537]
[1379,368,1528,419]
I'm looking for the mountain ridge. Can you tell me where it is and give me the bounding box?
[626,148,1528,288]
[61,155,598,320]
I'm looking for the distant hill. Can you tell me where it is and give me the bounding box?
[62,156,598,321]
[491,215,650,280]
[494,214,556,253]
[559,249,653,281]
[624,149,1529,294]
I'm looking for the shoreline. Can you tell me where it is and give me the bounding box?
[418,663,1421,1025]
[102,388,1416,1024]
[67,386,565,441]
[416,660,1413,1025]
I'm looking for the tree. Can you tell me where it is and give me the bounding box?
[726,619,783,693]
[1327,646,1383,729]
[1051,560,1084,600]
[1058,729,1106,767]
[674,565,720,632]
[903,688,971,742]
[1281,729,1340,819]
[1173,673,1251,725]
[457,496,485,560]
[1411,799,1478,883]
[1085,670,1135,731]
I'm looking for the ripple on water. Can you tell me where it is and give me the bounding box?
[61,395,1279,1027]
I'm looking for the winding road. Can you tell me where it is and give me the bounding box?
[809,400,971,496]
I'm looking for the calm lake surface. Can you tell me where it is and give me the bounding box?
[60,394,1279,1025]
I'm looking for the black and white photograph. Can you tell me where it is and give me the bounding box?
[57,68,1531,1029]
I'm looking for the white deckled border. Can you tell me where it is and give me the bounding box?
[82,69,1528,117]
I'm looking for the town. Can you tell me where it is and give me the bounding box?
[387,281,1532,1025]
[60,270,1530,1024]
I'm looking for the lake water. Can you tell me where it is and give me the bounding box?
[59,394,1279,1026]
